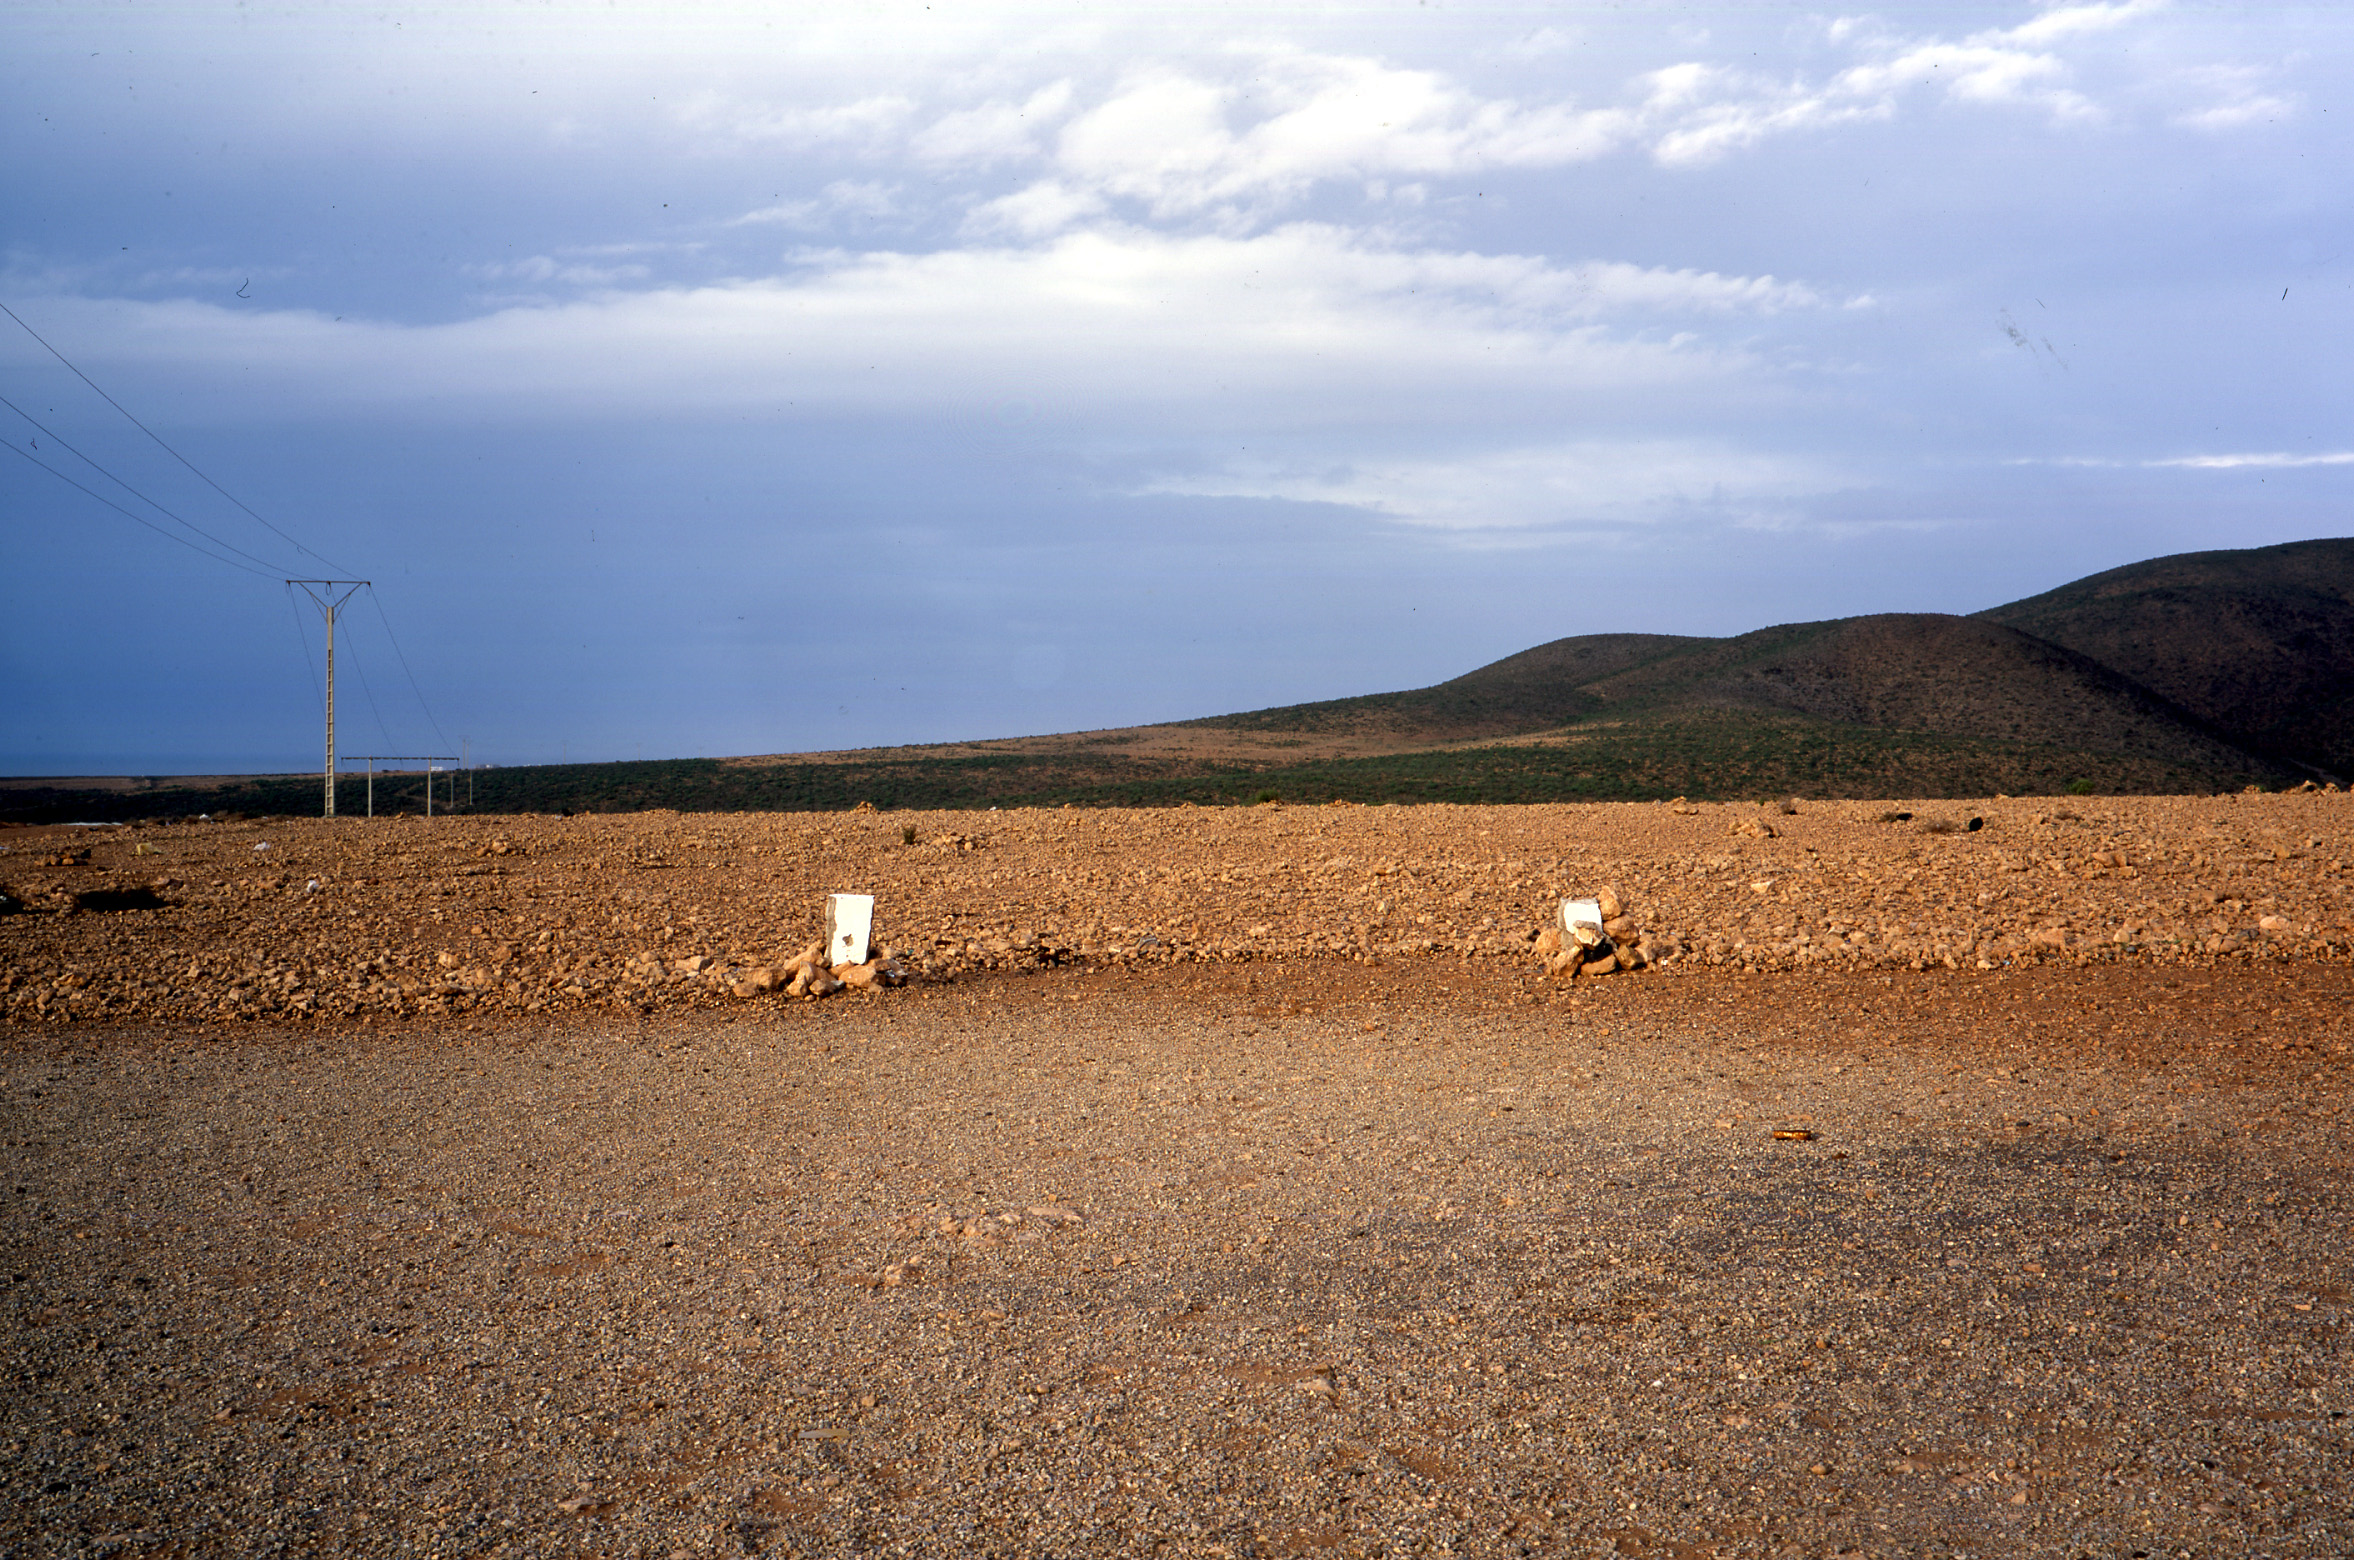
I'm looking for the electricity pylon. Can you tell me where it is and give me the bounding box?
[289,580,368,817]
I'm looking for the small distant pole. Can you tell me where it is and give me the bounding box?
[343,755,454,818]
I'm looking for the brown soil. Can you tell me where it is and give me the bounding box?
[2,793,2346,1028]
[3,798,2350,1557]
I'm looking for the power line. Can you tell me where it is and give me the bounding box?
[0,298,356,576]
[0,389,297,576]
[284,582,325,704]
[336,615,398,752]
[8,303,462,803]
[4,436,284,579]
[368,587,452,753]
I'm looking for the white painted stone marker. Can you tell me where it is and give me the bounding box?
[824,893,875,967]
[1560,898,1605,948]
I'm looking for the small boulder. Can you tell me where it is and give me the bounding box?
[732,966,781,998]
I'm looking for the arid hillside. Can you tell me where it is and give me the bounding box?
[5,540,2347,824]
[1977,536,2354,775]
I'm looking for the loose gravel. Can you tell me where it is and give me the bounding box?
[4,956,2350,1559]
[3,792,2349,1029]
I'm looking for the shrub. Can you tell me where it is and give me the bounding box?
[2066,778,2097,795]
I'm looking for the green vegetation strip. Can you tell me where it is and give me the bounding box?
[3,712,2270,823]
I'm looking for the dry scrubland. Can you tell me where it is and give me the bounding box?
[2,792,2351,1026]
[3,796,2353,1560]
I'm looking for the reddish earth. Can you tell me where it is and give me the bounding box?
[1,791,2347,1029]
[3,798,2349,1557]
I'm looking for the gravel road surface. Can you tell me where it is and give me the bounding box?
[4,957,2349,1559]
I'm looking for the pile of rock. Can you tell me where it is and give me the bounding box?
[730,940,909,1000]
[1532,887,1677,980]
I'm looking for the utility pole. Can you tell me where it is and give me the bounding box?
[290,580,368,818]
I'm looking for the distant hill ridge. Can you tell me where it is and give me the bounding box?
[1974,537,2354,777]
[7,538,2347,822]
[1179,537,2353,784]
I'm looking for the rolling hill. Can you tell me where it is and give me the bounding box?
[6,539,2345,821]
[1974,537,2354,776]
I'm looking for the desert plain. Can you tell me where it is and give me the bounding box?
[3,792,2351,1558]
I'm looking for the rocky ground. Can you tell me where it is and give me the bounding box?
[1,792,2348,1028]
[2,796,2350,1558]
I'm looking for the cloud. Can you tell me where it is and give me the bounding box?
[644,12,2194,233]
[466,256,652,287]
[2149,451,2354,470]
[2001,1,2167,49]
[911,81,1075,166]
[961,180,1106,240]
[2014,451,2354,470]
[731,181,901,231]
[2167,64,2299,131]
[1137,439,1853,535]
[1052,51,1635,220]
[959,11,2177,214]
[1644,4,2169,166]
[28,226,1833,444]
[677,91,916,151]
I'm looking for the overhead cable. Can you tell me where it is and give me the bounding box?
[0,298,356,575]
[284,583,326,705]
[337,617,399,752]
[369,588,452,752]
[5,436,283,579]
[0,389,294,576]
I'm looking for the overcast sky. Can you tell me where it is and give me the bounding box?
[4,1,2346,775]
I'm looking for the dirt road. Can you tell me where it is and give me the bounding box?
[3,957,2349,1558]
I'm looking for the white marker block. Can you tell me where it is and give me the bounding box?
[824,893,875,967]
[1560,898,1603,935]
